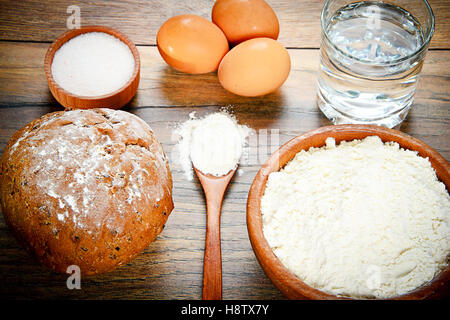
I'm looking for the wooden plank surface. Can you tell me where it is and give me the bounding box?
[0,0,449,49]
[1,43,448,159]
[0,0,449,300]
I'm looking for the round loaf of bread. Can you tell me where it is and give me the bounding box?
[0,108,173,275]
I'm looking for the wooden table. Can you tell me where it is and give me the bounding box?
[0,0,448,300]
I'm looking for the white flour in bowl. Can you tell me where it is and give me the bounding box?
[51,32,135,97]
[173,111,250,180]
[261,136,450,299]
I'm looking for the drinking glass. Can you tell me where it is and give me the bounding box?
[317,0,435,128]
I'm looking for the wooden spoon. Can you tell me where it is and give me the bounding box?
[194,167,236,300]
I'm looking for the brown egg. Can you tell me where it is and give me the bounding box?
[212,0,279,45]
[157,14,229,74]
[218,38,290,97]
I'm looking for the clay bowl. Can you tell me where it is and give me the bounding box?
[247,124,450,300]
[44,26,140,110]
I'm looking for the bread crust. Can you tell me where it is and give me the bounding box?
[0,108,174,275]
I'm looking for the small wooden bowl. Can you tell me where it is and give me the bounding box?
[44,26,140,110]
[247,124,450,300]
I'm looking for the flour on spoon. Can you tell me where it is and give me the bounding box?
[174,111,250,180]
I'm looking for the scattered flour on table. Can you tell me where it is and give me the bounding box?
[173,111,250,180]
[51,32,135,97]
[261,136,450,299]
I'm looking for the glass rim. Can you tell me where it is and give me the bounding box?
[320,0,436,66]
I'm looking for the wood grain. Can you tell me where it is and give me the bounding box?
[0,42,448,159]
[0,39,448,299]
[0,0,449,49]
[0,0,449,300]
